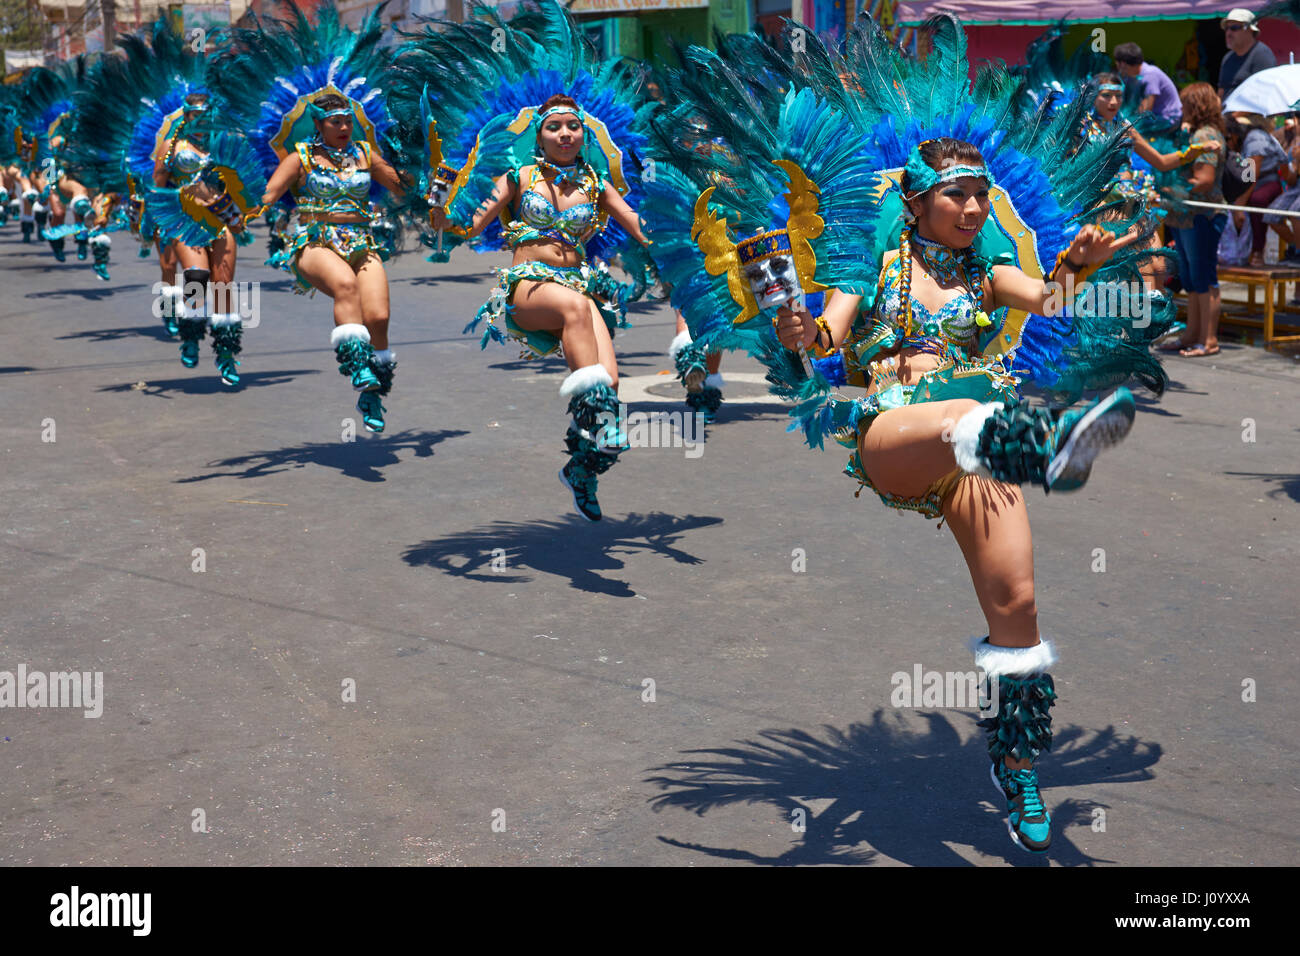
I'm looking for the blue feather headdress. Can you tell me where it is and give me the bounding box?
[210,0,394,201]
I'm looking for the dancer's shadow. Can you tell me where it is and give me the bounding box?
[0,366,36,374]
[400,273,493,286]
[402,511,723,597]
[97,369,318,398]
[1132,390,1181,418]
[484,354,570,373]
[1225,470,1300,503]
[177,428,467,483]
[23,282,118,301]
[58,324,174,343]
[646,710,1161,866]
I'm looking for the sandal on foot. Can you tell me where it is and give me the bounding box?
[1179,344,1220,357]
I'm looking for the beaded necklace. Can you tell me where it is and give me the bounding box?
[536,158,593,191]
[314,136,360,174]
[897,227,987,338]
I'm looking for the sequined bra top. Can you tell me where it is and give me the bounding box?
[850,240,990,367]
[503,164,602,252]
[167,141,210,186]
[293,140,372,218]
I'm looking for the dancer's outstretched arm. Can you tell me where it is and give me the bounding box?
[989,224,1140,315]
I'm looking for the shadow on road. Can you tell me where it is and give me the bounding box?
[482,350,666,375]
[98,368,319,398]
[23,280,118,301]
[58,324,175,343]
[176,428,467,483]
[402,511,724,596]
[1225,471,1300,503]
[645,710,1161,867]
[400,273,493,286]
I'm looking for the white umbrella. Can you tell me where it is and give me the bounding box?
[1223,63,1300,115]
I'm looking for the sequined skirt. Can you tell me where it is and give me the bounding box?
[470,260,621,358]
[278,221,381,295]
[837,357,1020,521]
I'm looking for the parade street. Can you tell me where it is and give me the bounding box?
[1,226,1296,867]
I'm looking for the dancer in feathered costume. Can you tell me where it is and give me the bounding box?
[652,16,1177,853]
[65,21,211,335]
[213,0,406,432]
[407,1,654,520]
[7,61,87,264]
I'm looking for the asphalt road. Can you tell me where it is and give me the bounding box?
[1,224,1297,866]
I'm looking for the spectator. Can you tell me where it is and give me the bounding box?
[1218,9,1276,102]
[1114,42,1182,129]
[1223,114,1293,266]
[1146,83,1227,358]
[1261,135,1300,262]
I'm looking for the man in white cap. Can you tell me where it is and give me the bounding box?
[1219,8,1276,102]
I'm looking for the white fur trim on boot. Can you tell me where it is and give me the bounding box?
[32,201,47,214]
[952,402,1003,476]
[330,323,371,348]
[668,330,692,359]
[703,373,725,390]
[372,348,395,364]
[210,313,242,328]
[970,635,1058,678]
[90,234,111,247]
[559,363,613,397]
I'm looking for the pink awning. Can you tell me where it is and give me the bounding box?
[893,1,1268,25]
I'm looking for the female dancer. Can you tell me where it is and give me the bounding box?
[214,1,404,431]
[773,139,1140,850]
[150,92,248,383]
[254,93,406,432]
[433,93,652,520]
[648,18,1173,853]
[397,1,654,519]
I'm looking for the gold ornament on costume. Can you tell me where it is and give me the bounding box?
[691,159,829,325]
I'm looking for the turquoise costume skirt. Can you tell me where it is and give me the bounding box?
[274,221,382,295]
[837,357,1019,521]
[469,259,623,357]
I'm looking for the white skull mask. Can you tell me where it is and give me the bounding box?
[744,254,803,312]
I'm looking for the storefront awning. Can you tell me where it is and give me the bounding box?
[893,1,1262,26]
[567,0,708,12]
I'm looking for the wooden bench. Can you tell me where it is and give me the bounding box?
[1214,265,1300,349]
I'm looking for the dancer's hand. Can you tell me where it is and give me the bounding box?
[774,305,816,350]
[1065,223,1138,268]
[429,206,450,231]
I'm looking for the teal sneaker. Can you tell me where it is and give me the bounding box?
[356,390,386,433]
[991,763,1052,853]
[1045,387,1136,492]
[560,461,602,521]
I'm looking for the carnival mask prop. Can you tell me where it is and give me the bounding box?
[738,234,803,311]
[692,159,828,324]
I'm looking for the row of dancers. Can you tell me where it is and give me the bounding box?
[1,0,1227,855]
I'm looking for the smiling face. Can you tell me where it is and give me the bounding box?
[537,111,584,165]
[315,112,354,149]
[1093,88,1122,122]
[909,176,990,249]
